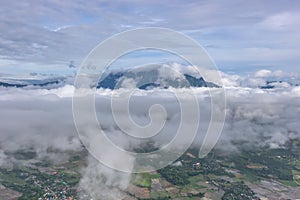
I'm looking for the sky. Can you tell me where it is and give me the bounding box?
[0,0,300,75]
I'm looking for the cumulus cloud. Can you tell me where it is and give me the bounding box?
[219,86,300,150]
[218,68,299,89]
[254,69,285,78]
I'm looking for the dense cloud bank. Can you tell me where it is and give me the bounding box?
[0,68,299,199]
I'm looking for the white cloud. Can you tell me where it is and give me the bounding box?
[1,68,300,198]
[255,69,272,77]
[120,78,138,88]
[255,69,286,78]
[0,0,300,72]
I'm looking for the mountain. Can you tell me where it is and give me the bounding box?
[0,66,219,90]
[260,80,298,89]
[0,76,67,89]
[97,66,219,89]
[0,79,61,88]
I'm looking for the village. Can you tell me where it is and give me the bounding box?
[0,144,300,200]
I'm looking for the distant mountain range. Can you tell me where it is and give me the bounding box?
[0,66,220,90]
[2,66,298,90]
[0,79,61,88]
[0,77,67,89]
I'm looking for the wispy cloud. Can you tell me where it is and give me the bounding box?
[0,0,299,73]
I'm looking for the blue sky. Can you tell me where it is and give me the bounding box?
[0,0,300,75]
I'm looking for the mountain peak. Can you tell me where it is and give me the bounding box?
[97,65,219,90]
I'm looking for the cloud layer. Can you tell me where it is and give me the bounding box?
[0,68,300,198]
